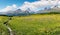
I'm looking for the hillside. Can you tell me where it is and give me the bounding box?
[7,14,60,35]
[0,14,60,35]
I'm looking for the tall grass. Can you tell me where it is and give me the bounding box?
[0,16,9,35]
[7,14,60,35]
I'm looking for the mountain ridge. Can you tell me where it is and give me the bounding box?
[0,7,60,16]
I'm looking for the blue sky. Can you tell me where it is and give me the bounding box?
[0,0,38,9]
[0,0,60,12]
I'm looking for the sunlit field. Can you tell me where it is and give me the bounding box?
[0,16,9,35]
[0,14,60,35]
[8,14,60,35]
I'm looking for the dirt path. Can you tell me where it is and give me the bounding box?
[3,17,14,35]
[6,25,13,35]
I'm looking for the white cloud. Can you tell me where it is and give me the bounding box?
[12,4,17,8]
[0,4,17,12]
[0,0,60,12]
[20,0,60,11]
[20,1,50,11]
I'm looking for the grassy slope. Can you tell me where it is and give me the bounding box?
[7,14,60,35]
[0,14,60,35]
[0,16,9,35]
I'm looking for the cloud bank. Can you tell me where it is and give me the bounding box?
[0,4,17,12]
[0,0,60,12]
[20,0,60,11]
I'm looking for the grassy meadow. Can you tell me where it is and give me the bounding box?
[0,16,9,35]
[0,14,60,35]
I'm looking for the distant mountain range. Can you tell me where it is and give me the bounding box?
[0,7,60,16]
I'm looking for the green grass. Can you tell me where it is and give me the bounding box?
[0,16,9,35]
[7,14,60,35]
[0,14,60,35]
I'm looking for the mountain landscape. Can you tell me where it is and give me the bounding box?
[0,6,60,16]
[1,0,60,35]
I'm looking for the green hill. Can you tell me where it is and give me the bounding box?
[0,14,60,35]
[8,14,60,35]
